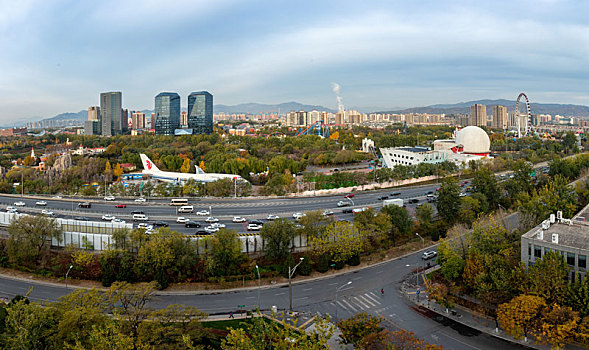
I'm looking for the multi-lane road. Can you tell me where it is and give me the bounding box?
[0,182,453,234]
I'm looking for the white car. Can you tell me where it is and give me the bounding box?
[247,223,262,231]
[54,196,62,199]
[233,216,246,223]
[196,210,210,216]
[14,201,25,207]
[111,218,126,224]
[337,200,350,207]
[104,196,116,201]
[6,206,17,212]
[41,209,54,216]
[211,223,226,229]
[135,197,146,202]
[102,214,115,221]
[322,210,334,216]
[137,223,154,230]
[422,251,438,260]
[176,217,189,223]
[292,212,305,220]
[35,201,47,206]
[459,193,467,197]
[266,214,280,220]
[205,226,219,234]
[205,217,219,223]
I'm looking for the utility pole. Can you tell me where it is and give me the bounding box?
[255,265,261,310]
[288,257,304,312]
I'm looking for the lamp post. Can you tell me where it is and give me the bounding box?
[406,264,419,287]
[288,257,304,312]
[335,281,352,323]
[416,232,425,279]
[255,265,261,310]
[65,265,73,289]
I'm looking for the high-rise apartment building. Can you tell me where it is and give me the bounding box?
[492,105,508,129]
[187,91,213,134]
[132,112,146,130]
[155,92,181,135]
[180,111,188,127]
[100,92,122,136]
[470,104,487,127]
[88,106,100,121]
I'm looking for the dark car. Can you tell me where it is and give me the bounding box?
[151,220,169,228]
[342,208,353,214]
[378,195,389,200]
[131,210,145,215]
[426,191,433,195]
[195,229,208,235]
[409,199,419,204]
[249,219,264,225]
[78,202,91,208]
[390,192,401,196]
[74,216,89,221]
[185,220,201,228]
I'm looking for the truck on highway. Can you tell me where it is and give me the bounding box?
[383,198,403,207]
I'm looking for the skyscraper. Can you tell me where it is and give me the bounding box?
[155,92,181,135]
[492,105,508,129]
[100,92,122,136]
[188,91,213,134]
[469,104,487,127]
[88,106,100,121]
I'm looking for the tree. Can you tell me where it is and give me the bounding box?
[308,221,364,264]
[113,163,124,182]
[471,167,502,210]
[538,303,579,349]
[54,289,109,347]
[435,176,461,223]
[562,131,577,154]
[497,294,546,341]
[107,281,157,341]
[337,312,383,347]
[354,209,391,249]
[260,219,296,260]
[209,229,246,276]
[180,158,191,173]
[415,203,434,227]
[518,175,578,227]
[137,304,208,348]
[6,215,62,266]
[298,210,331,239]
[3,296,59,349]
[381,204,413,241]
[528,251,569,305]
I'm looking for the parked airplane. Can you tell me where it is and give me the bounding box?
[140,154,245,183]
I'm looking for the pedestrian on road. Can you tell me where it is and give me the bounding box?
[381,288,384,295]
[229,312,234,319]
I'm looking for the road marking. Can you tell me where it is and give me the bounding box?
[275,292,286,296]
[297,296,309,300]
[328,282,338,286]
[352,276,362,280]
[375,270,385,274]
[364,292,381,304]
[357,295,378,307]
[303,288,313,291]
[245,296,256,299]
[352,296,371,309]
[340,299,358,313]
[439,331,480,350]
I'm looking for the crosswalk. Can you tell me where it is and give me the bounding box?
[334,291,389,315]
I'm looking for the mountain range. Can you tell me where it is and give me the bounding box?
[21,99,589,127]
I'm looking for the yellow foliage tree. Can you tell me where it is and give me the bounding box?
[538,304,579,349]
[308,221,364,264]
[113,163,124,181]
[330,131,339,140]
[180,158,191,173]
[198,160,206,172]
[498,294,546,342]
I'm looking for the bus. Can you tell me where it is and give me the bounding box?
[170,198,189,206]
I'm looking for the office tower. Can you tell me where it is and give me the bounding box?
[492,105,508,129]
[180,111,188,127]
[187,91,213,134]
[122,109,129,133]
[88,106,100,121]
[132,112,146,130]
[469,104,487,127]
[155,92,181,135]
[100,92,122,136]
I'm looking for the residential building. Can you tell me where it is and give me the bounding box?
[154,92,181,135]
[521,203,589,281]
[88,106,100,121]
[492,105,508,129]
[470,104,487,127]
[100,91,122,136]
[180,111,188,127]
[131,112,146,130]
[187,91,213,134]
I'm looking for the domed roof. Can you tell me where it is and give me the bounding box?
[455,126,490,154]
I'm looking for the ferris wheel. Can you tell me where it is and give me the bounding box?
[515,92,532,137]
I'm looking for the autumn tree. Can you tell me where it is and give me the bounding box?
[337,312,384,347]
[538,303,579,349]
[107,281,157,342]
[435,176,461,223]
[113,163,124,182]
[180,158,191,173]
[6,215,62,266]
[381,204,413,242]
[498,294,546,342]
[308,221,364,265]
[260,219,296,260]
[354,209,391,249]
[415,203,434,228]
[3,296,59,349]
[528,251,569,305]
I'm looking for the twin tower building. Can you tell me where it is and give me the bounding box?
[87,91,213,136]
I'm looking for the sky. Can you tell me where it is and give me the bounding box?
[1,0,589,122]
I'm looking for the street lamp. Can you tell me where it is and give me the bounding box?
[335,281,352,323]
[406,264,419,287]
[255,265,261,310]
[416,232,425,279]
[288,257,304,312]
[65,265,73,289]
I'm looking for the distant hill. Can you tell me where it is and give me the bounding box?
[214,101,336,114]
[46,110,88,121]
[378,99,589,117]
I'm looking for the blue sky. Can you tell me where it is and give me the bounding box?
[1,0,589,121]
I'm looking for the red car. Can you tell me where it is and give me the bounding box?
[344,193,355,198]
[115,204,127,208]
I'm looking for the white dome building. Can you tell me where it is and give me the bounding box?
[455,126,490,155]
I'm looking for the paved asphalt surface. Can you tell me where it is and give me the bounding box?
[0,182,454,234]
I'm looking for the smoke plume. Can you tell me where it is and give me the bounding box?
[331,82,345,112]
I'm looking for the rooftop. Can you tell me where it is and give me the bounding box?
[393,146,431,153]
[523,203,589,250]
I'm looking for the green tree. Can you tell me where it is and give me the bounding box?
[6,215,62,266]
[415,203,434,227]
[260,219,296,260]
[381,204,413,241]
[3,296,59,349]
[471,167,501,210]
[435,176,461,223]
[528,251,569,305]
[209,229,246,276]
[337,313,384,347]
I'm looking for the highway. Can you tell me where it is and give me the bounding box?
[0,181,454,234]
[0,247,518,350]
